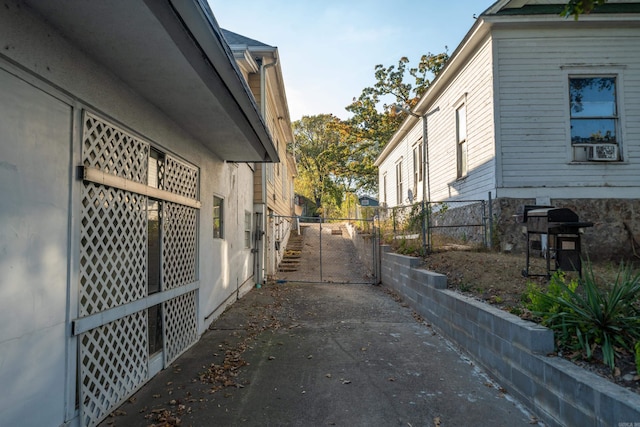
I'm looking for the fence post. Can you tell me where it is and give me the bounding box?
[488,192,493,249]
[319,217,323,282]
[392,207,397,234]
[377,214,383,284]
[421,201,427,255]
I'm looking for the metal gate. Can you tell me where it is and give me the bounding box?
[275,216,380,284]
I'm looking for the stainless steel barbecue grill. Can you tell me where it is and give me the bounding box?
[520,205,593,278]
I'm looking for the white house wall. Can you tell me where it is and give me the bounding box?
[379,35,496,208]
[0,66,72,427]
[0,4,256,426]
[378,124,423,207]
[494,26,640,198]
[428,36,495,203]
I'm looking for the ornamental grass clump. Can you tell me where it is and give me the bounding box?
[527,264,640,372]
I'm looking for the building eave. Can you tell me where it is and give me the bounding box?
[23,0,278,162]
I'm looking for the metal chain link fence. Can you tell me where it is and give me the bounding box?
[274,216,379,284]
[361,199,492,253]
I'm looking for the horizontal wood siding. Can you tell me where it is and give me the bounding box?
[378,124,422,207]
[496,27,640,193]
[429,36,495,202]
[378,37,495,207]
[253,163,263,203]
[248,73,261,110]
[263,90,294,217]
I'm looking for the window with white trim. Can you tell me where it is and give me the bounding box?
[412,140,423,195]
[395,160,403,205]
[569,76,620,161]
[456,103,467,178]
[383,173,387,206]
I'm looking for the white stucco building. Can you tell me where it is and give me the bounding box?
[0,1,279,426]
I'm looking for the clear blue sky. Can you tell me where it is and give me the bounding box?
[208,0,494,121]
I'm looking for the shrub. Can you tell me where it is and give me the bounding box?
[528,264,640,372]
[527,272,579,316]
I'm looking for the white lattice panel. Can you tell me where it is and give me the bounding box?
[77,111,199,426]
[162,202,197,290]
[80,311,148,427]
[164,155,199,199]
[79,183,147,316]
[82,112,149,183]
[164,291,198,364]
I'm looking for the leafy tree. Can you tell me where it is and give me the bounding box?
[342,52,449,195]
[563,0,608,18]
[290,52,450,204]
[291,114,346,216]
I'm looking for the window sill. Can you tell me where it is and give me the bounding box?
[568,160,627,165]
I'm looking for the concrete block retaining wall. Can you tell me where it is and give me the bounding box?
[345,223,376,274]
[381,246,640,427]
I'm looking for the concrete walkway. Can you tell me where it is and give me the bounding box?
[101,282,539,426]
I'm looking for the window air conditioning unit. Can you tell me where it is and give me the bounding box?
[587,144,618,161]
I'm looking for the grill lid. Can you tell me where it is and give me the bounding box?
[527,208,579,223]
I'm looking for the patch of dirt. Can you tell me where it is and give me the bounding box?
[424,250,540,313]
[421,249,640,394]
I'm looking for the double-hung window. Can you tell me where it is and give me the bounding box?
[383,173,387,206]
[456,103,468,178]
[569,76,620,161]
[395,160,403,206]
[412,140,423,197]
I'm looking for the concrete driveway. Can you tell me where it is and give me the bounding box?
[101,282,539,426]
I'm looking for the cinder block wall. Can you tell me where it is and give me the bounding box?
[345,223,376,273]
[381,246,640,427]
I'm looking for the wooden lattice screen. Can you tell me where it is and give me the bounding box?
[78,112,199,426]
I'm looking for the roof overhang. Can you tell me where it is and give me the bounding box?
[23,0,278,162]
[225,36,295,149]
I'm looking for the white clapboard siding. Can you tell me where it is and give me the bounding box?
[428,36,496,203]
[378,124,423,207]
[495,26,640,195]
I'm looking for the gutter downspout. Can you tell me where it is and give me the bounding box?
[420,107,439,254]
[258,56,278,285]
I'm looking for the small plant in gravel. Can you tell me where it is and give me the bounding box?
[527,264,640,372]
